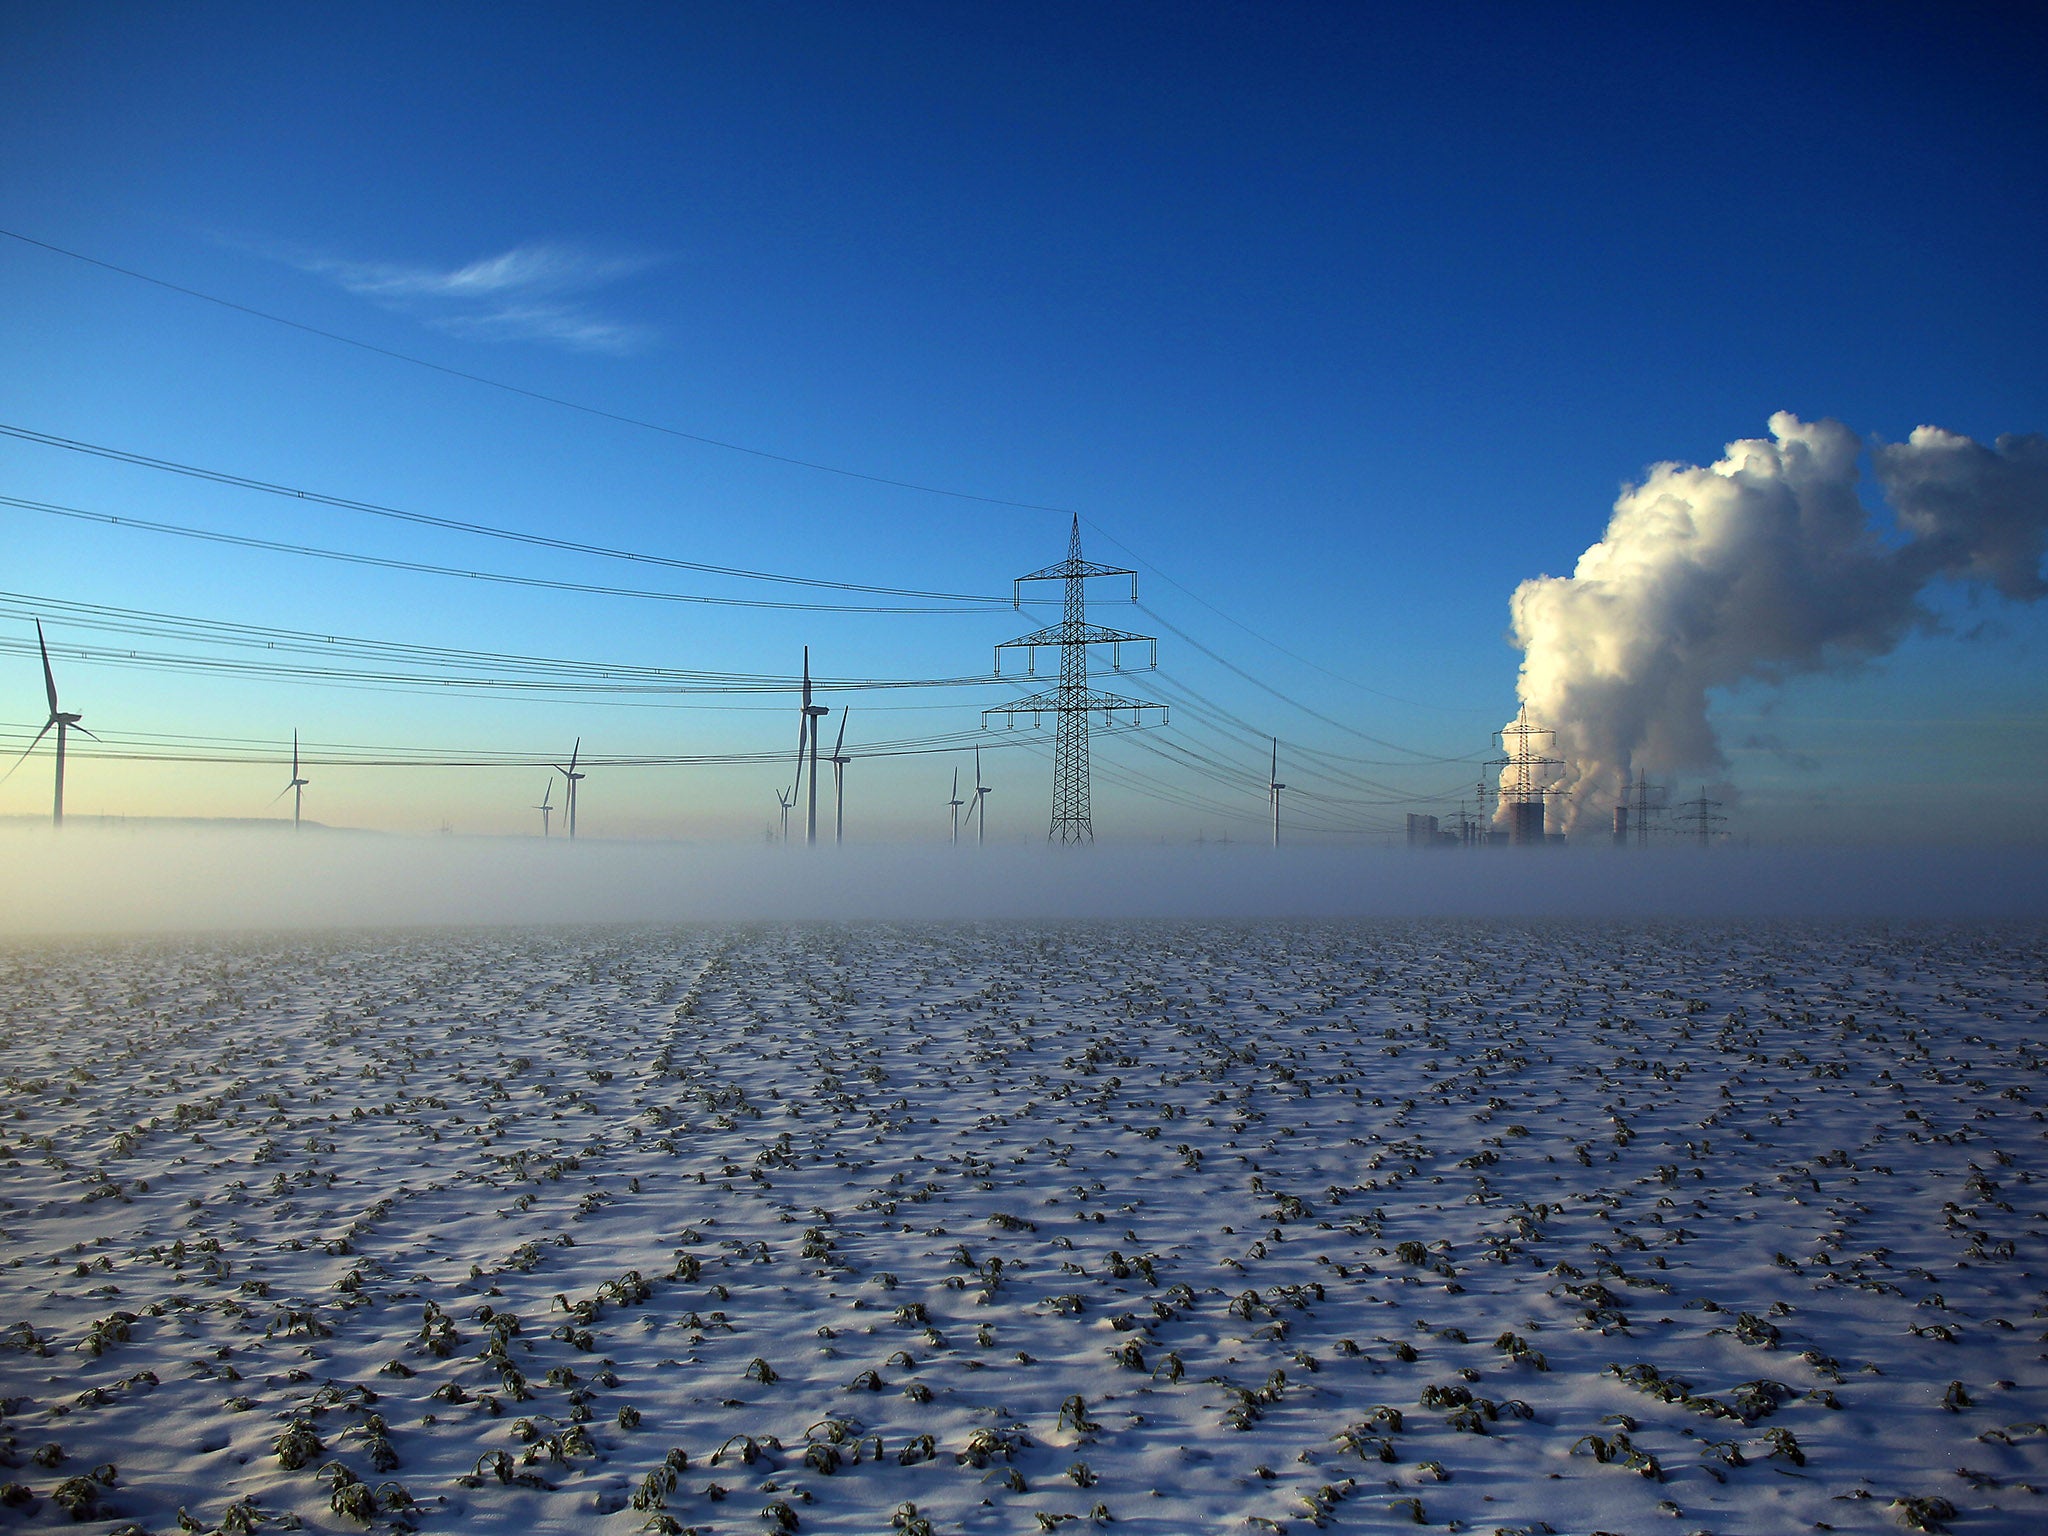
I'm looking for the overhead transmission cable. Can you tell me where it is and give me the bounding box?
[0,592,998,691]
[0,230,1084,514]
[0,421,1006,603]
[3,228,1495,768]
[0,493,1006,614]
[0,718,1083,771]
[3,231,1492,701]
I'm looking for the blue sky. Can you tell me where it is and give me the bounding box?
[3,1,2044,842]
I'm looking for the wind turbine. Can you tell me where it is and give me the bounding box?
[793,647,830,848]
[6,621,96,827]
[775,784,795,845]
[552,738,585,839]
[535,776,555,838]
[947,766,965,845]
[964,745,992,847]
[273,729,310,829]
[1269,737,1286,848]
[828,709,852,845]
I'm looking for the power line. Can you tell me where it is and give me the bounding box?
[0,420,1007,602]
[0,228,1083,515]
[2,230,1497,709]
[5,227,1513,823]
[1,493,1008,614]
[0,591,1000,691]
[0,718,1080,770]
[1138,601,1486,759]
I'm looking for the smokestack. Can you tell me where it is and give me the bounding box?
[1508,414,2048,832]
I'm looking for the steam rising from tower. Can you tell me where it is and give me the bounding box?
[1507,413,2048,832]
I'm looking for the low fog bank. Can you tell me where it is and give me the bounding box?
[2,827,2044,935]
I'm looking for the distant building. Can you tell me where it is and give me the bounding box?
[1406,813,1460,848]
[1507,800,1546,845]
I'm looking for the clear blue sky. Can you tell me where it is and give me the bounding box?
[3,1,2044,842]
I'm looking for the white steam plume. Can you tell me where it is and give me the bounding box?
[1507,412,2048,832]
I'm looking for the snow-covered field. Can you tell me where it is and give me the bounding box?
[1,921,2043,1536]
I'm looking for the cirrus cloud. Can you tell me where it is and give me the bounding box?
[280,240,661,354]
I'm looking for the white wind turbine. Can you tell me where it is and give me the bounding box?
[1268,737,1286,848]
[792,647,830,847]
[947,765,966,845]
[272,729,311,829]
[552,738,585,839]
[4,620,97,827]
[535,776,555,838]
[775,784,796,845]
[964,745,992,847]
[828,708,852,845]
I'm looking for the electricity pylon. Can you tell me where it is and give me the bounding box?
[1496,708,1564,844]
[1669,788,1728,848]
[1627,766,1665,848]
[983,516,1167,844]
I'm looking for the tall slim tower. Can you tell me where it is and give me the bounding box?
[1496,708,1564,845]
[1669,788,1728,848]
[984,517,1166,843]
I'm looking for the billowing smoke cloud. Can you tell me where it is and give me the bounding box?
[1507,412,2048,831]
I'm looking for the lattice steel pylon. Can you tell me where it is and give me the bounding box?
[983,516,1167,843]
[1495,707,1565,844]
[1669,788,1728,848]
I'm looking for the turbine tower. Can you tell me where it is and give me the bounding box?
[274,729,311,829]
[947,766,965,844]
[793,647,830,848]
[535,776,555,838]
[964,745,992,846]
[1268,737,1286,847]
[983,517,1166,843]
[552,738,585,839]
[7,621,97,827]
[828,709,852,845]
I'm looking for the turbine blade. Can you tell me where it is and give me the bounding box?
[1,720,55,783]
[35,620,58,715]
[71,724,99,741]
[833,708,848,757]
[271,782,295,804]
[293,728,300,780]
[568,738,580,772]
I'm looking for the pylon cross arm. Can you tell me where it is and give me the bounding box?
[984,687,1167,720]
[998,621,1154,649]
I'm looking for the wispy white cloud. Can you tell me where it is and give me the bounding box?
[272,240,660,354]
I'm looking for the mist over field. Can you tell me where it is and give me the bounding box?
[2,825,2044,934]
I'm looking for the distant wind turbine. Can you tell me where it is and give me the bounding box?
[4,621,97,827]
[775,784,796,845]
[793,647,830,847]
[272,729,311,829]
[964,745,992,847]
[947,765,965,845]
[828,709,852,845]
[552,738,585,839]
[535,776,555,838]
[1269,737,1286,848]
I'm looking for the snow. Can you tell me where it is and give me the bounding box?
[1,921,2043,1535]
